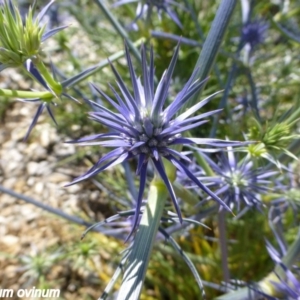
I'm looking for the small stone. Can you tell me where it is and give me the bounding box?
[2,178,17,189]
[14,179,28,193]
[48,173,70,183]
[34,181,44,195]
[26,161,49,176]
[27,177,36,186]
[4,265,18,279]
[25,143,47,160]
[1,235,19,246]
[26,161,40,175]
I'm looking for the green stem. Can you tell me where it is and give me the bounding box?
[194,149,215,177]
[94,0,141,63]
[117,179,168,300]
[34,60,62,94]
[0,88,52,99]
[173,181,200,207]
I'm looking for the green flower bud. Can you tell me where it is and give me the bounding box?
[247,112,300,163]
[0,0,66,70]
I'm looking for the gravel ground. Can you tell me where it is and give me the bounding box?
[0,6,132,298]
[0,68,120,299]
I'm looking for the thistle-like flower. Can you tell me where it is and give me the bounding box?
[201,148,276,212]
[68,43,243,233]
[0,0,67,71]
[113,0,184,28]
[242,20,268,50]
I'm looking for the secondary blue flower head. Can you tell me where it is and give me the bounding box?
[242,20,268,50]
[114,0,184,28]
[68,43,242,234]
[201,148,276,212]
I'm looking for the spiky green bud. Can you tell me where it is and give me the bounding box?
[0,1,44,67]
[0,0,64,70]
[247,113,300,163]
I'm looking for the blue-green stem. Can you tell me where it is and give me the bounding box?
[168,0,237,156]
[187,0,237,108]
[183,0,223,88]
[185,0,237,280]
[0,185,94,229]
[117,179,168,300]
[94,0,141,63]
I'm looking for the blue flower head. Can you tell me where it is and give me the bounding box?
[242,20,268,50]
[201,148,276,213]
[68,43,242,235]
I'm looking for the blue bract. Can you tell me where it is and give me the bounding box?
[68,43,241,234]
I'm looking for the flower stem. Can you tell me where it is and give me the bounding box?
[0,88,52,99]
[194,147,231,285]
[173,181,199,206]
[194,149,215,177]
[117,179,168,300]
[34,60,62,94]
[218,211,230,285]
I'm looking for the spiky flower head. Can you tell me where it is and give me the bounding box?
[114,0,184,28]
[0,0,67,71]
[68,43,243,233]
[242,20,268,49]
[201,148,276,212]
